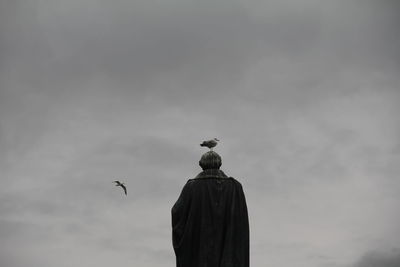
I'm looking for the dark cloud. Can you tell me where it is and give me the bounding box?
[354,250,400,267]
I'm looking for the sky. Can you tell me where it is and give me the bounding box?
[0,0,399,266]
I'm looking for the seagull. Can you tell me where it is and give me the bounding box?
[113,180,127,195]
[200,138,220,150]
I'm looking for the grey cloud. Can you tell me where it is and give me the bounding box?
[1,0,258,89]
[1,1,400,267]
[2,0,398,95]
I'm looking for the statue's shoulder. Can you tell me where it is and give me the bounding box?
[228,177,244,187]
[185,178,200,186]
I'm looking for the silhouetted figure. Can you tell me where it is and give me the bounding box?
[200,138,219,150]
[172,151,249,267]
[113,180,127,195]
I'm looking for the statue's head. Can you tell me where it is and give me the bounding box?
[199,151,222,170]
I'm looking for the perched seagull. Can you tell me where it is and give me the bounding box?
[113,180,127,195]
[200,138,220,150]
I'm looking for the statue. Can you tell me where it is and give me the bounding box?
[171,150,249,267]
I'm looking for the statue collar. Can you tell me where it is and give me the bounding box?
[194,169,228,179]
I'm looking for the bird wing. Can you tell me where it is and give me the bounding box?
[121,184,127,195]
[201,140,212,145]
[203,140,217,147]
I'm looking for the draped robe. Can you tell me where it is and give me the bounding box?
[172,170,249,267]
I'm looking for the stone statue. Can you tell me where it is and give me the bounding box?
[171,151,249,267]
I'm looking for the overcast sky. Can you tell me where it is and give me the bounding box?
[1,1,400,267]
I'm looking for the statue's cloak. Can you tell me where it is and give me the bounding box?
[172,172,249,267]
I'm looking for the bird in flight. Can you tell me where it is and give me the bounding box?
[200,138,220,150]
[113,180,127,195]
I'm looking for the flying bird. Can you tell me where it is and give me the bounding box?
[200,138,219,150]
[113,180,127,195]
